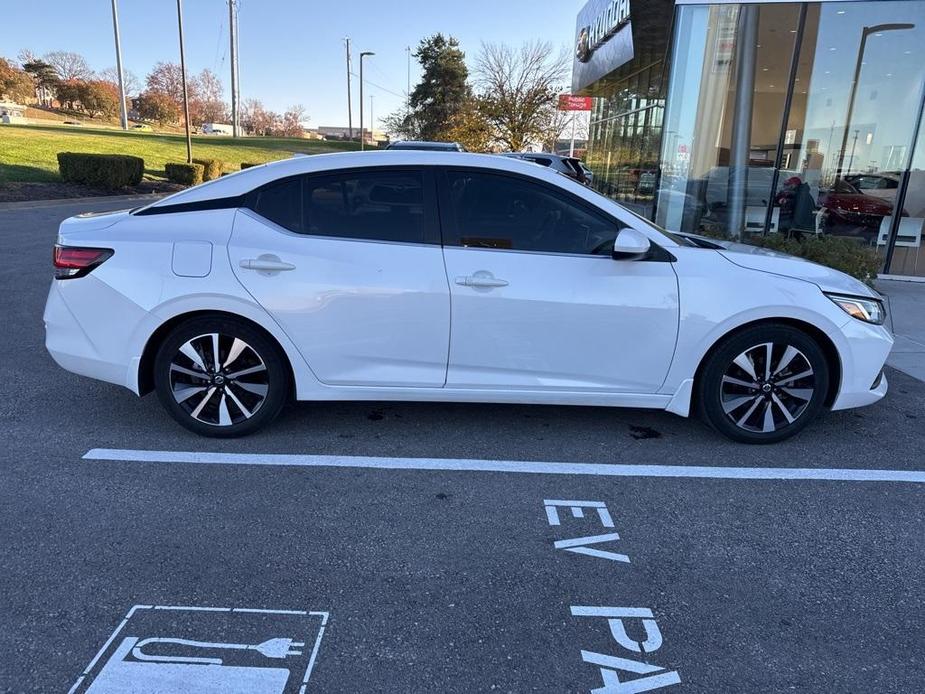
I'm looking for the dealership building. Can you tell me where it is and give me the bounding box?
[573,0,925,279]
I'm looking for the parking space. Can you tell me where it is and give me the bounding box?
[1,199,923,692]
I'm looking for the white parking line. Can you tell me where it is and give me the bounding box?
[83,448,925,483]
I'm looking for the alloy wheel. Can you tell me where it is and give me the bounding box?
[168,332,269,427]
[720,342,816,434]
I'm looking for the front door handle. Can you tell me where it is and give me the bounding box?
[455,272,508,288]
[240,255,296,273]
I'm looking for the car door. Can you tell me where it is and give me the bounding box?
[229,167,450,387]
[439,168,679,393]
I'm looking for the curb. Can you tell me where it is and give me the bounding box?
[0,193,166,211]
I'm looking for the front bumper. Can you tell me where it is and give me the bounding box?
[830,317,893,411]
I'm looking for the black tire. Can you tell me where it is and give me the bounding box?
[153,316,289,437]
[696,324,830,444]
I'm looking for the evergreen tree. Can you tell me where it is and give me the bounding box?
[385,34,470,142]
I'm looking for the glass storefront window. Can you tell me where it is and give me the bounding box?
[770,2,925,255]
[886,115,925,276]
[656,0,925,247]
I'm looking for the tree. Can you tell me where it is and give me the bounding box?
[135,90,180,125]
[385,34,470,142]
[280,104,307,138]
[54,79,83,111]
[241,98,276,136]
[190,68,227,125]
[43,50,93,81]
[474,41,568,151]
[145,61,188,108]
[445,97,494,152]
[77,80,120,118]
[98,66,140,97]
[0,57,35,103]
[22,60,59,106]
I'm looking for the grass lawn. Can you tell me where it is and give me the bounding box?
[0,123,360,183]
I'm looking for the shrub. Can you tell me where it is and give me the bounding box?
[57,152,144,188]
[240,162,261,170]
[192,158,224,181]
[165,162,204,186]
[750,234,881,284]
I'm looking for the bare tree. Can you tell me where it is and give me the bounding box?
[474,41,568,151]
[17,48,39,65]
[280,104,307,138]
[191,68,227,124]
[99,66,140,96]
[43,50,93,81]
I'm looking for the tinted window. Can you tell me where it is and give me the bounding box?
[252,177,302,231]
[251,170,427,244]
[304,171,426,244]
[445,171,623,255]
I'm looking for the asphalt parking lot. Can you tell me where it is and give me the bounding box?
[1,198,923,693]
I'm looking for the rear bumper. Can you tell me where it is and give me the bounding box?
[43,277,147,392]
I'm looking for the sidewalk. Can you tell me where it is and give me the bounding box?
[878,279,925,382]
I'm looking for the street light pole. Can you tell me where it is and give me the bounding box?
[110,0,128,130]
[835,23,914,179]
[176,0,192,163]
[359,51,374,151]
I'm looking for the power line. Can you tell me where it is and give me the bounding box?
[348,71,404,99]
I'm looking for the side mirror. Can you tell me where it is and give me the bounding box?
[612,228,652,260]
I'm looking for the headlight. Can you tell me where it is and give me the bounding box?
[825,293,885,325]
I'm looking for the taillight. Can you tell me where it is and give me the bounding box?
[53,245,113,279]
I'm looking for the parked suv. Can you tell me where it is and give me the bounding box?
[502,152,590,185]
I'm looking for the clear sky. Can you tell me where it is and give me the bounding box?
[2,0,583,128]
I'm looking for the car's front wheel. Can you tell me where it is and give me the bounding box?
[697,324,830,444]
[153,316,289,437]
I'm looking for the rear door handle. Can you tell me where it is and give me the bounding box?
[455,272,508,288]
[240,256,296,272]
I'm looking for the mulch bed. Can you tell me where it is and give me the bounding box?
[0,179,185,204]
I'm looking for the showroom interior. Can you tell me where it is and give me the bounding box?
[575,0,925,279]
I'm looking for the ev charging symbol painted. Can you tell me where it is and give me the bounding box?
[70,605,329,694]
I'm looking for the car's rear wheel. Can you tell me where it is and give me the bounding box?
[153,316,289,437]
[697,324,830,444]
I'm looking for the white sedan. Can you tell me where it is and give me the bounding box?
[44,152,892,443]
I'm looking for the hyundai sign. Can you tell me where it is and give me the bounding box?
[572,0,635,93]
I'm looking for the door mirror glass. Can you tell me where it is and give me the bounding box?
[612,228,651,259]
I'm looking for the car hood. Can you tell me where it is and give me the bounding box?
[712,239,878,298]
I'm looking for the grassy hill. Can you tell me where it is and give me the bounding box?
[0,123,360,183]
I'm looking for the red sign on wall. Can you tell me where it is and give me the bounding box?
[558,94,593,111]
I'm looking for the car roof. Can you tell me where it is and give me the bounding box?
[141,151,564,207]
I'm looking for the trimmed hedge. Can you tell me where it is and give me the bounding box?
[240,162,261,170]
[165,162,205,186]
[57,152,144,188]
[193,158,224,181]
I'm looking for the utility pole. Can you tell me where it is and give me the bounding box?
[177,0,192,163]
[110,0,128,130]
[229,0,240,136]
[344,37,353,140]
[405,45,411,119]
[569,115,576,157]
[359,51,374,151]
[370,94,374,144]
